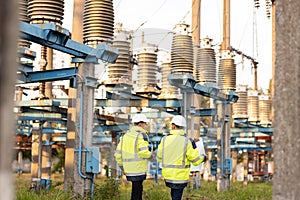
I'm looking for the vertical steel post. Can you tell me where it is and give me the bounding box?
[191,0,201,141]
[41,48,53,183]
[216,102,231,191]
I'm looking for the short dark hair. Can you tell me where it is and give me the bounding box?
[172,123,184,129]
[134,121,145,126]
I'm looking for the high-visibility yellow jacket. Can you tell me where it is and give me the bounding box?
[114,126,151,178]
[157,129,203,184]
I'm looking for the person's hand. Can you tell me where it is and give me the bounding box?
[148,151,156,161]
[201,154,207,163]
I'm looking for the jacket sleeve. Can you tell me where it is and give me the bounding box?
[186,140,203,166]
[137,134,151,159]
[156,137,164,163]
[114,137,123,166]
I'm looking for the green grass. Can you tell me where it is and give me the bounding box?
[14,174,272,200]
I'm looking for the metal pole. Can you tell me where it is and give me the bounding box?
[192,0,201,44]
[221,0,230,51]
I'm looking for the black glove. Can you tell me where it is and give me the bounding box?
[201,155,207,163]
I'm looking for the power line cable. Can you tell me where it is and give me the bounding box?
[134,0,168,32]
[115,0,122,9]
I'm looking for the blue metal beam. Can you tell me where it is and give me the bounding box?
[167,74,239,102]
[19,22,118,63]
[94,98,182,108]
[195,108,217,116]
[15,99,68,107]
[17,67,78,84]
[202,127,273,135]
[93,124,129,132]
[42,127,67,134]
[17,113,66,122]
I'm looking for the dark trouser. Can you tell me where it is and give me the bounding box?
[170,188,184,200]
[165,181,187,200]
[131,180,143,200]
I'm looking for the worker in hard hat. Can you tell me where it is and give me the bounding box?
[114,113,152,200]
[157,115,206,200]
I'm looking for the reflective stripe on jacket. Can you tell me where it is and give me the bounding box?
[157,129,203,184]
[114,126,151,176]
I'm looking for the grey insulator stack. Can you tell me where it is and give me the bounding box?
[107,33,131,84]
[83,0,114,45]
[259,94,271,125]
[171,23,193,76]
[136,48,159,93]
[247,89,259,122]
[159,54,180,98]
[217,50,236,91]
[19,0,31,48]
[28,0,64,25]
[197,37,216,84]
[232,85,248,119]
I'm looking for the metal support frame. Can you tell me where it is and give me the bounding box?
[167,74,239,103]
[19,22,118,63]
[17,67,78,84]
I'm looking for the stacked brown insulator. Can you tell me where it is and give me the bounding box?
[247,89,259,122]
[28,0,64,25]
[217,50,236,91]
[232,85,248,119]
[83,0,114,45]
[136,47,159,93]
[197,37,216,84]
[19,0,31,48]
[171,23,193,76]
[159,53,180,98]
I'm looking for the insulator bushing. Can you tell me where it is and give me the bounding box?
[217,53,236,91]
[19,0,31,48]
[136,48,158,90]
[259,94,271,124]
[247,89,259,122]
[266,0,271,18]
[254,0,260,8]
[28,0,64,25]
[107,40,131,82]
[171,34,193,75]
[171,23,193,76]
[233,85,248,118]
[83,0,114,45]
[19,0,30,22]
[197,37,216,83]
[160,55,179,97]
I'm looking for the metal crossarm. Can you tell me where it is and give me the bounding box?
[19,22,118,63]
[17,67,78,84]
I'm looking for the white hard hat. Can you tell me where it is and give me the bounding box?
[132,113,149,123]
[171,115,186,127]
